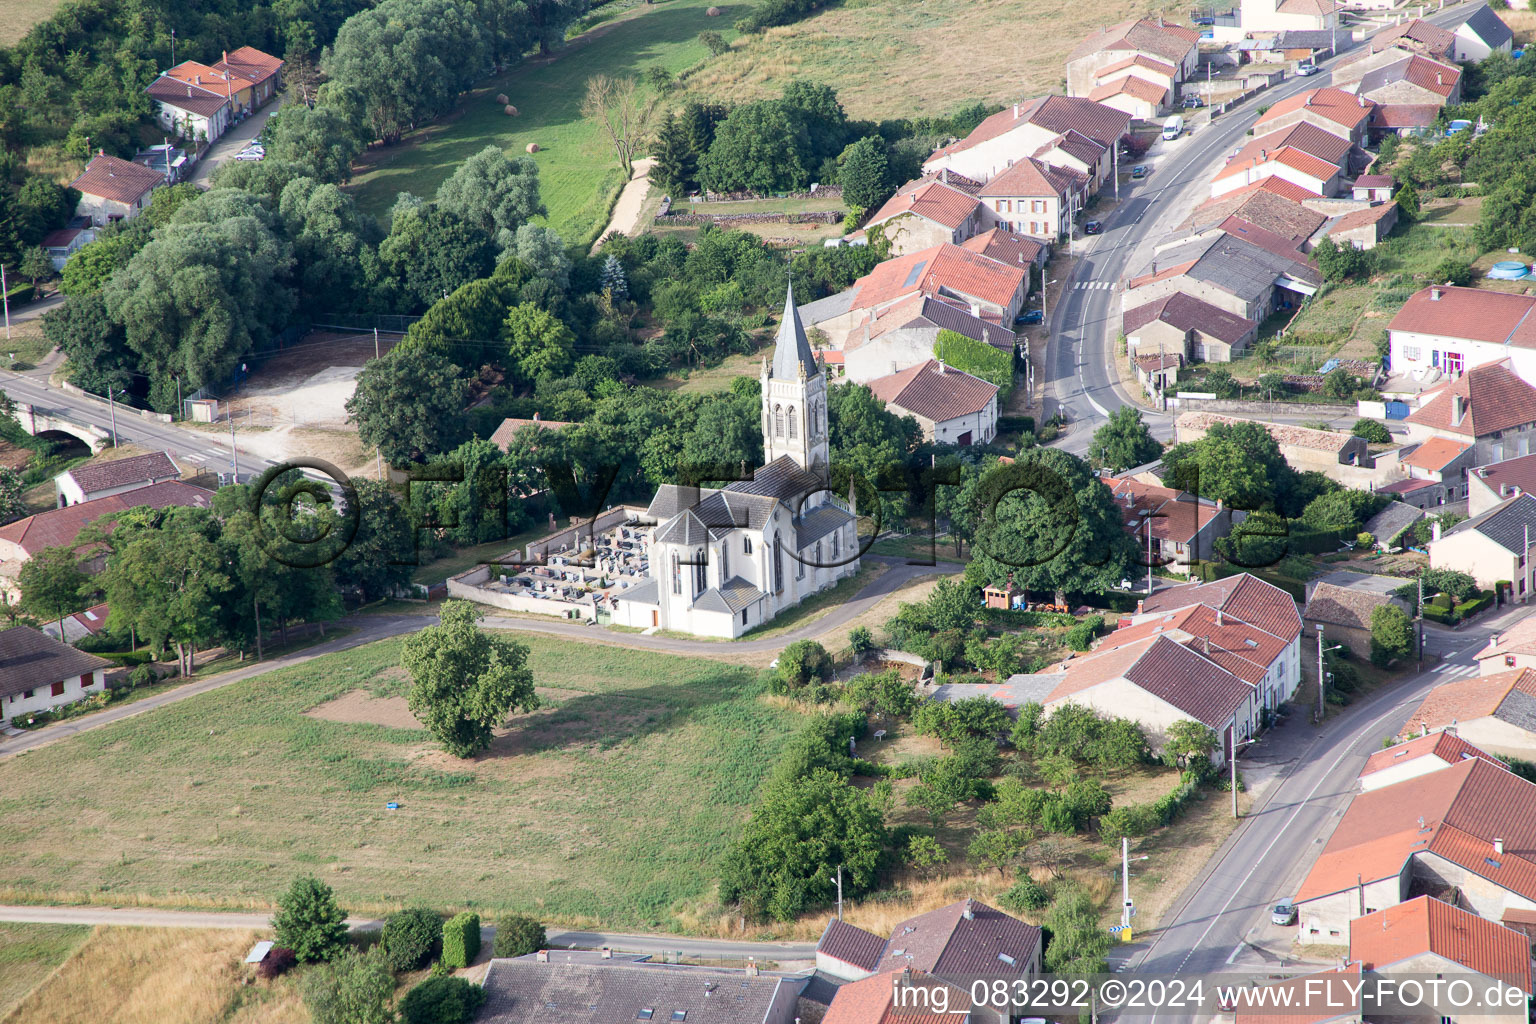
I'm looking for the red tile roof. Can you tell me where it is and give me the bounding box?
[146,75,230,117]
[1034,129,1107,169]
[1470,453,1536,505]
[1138,572,1303,641]
[1239,176,1325,202]
[1212,144,1343,184]
[872,899,1040,976]
[1255,87,1375,135]
[867,360,998,423]
[0,480,214,558]
[1360,730,1503,781]
[1188,188,1327,244]
[1389,286,1536,347]
[1351,896,1534,991]
[1328,201,1397,234]
[69,155,165,206]
[214,46,283,85]
[1476,611,1536,663]
[1371,17,1456,58]
[852,244,1026,313]
[1101,599,1287,686]
[1068,17,1201,64]
[978,157,1084,199]
[866,179,981,232]
[1043,633,1254,727]
[1217,215,1311,259]
[1247,120,1355,165]
[163,60,234,95]
[958,228,1046,268]
[1089,75,1170,105]
[1027,95,1134,146]
[1104,476,1224,545]
[1124,291,1257,344]
[823,971,958,1024]
[1402,436,1471,471]
[1093,54,1179,80]
[818,919,887,972]
[1178,411,1357,454]
[1407,359,1536,439]
[1356,174,1395,188]
[64,451,179,494]
[490,417,574,450]
[1402,668,1536,734]
[1397,53,1462,97]
[1278,0,1338,15]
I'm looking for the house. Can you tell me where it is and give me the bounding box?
[1430,493,1536,595]
[1124,231,1320,323]
[0,625,112,726]
[1362,499,1426,550]
[1103,475,1235,575]
[1447,3,1515,61]
[1184,182,1329,247]
[69,155,165,226]
[1301,572,1412,655]
[1293,754,1536,938]
[0,480,216,598]
[1359,730,1504,791]
[922,96,1131,191]
[1134,352,1183,396]
[1475,616,1536,675]
[1123,292,1261,366]
[1239,0,1340,35]
[55,451,180,507]
[1065,18,1201,100]
[477,957,805,1024]
[489,414,573,452]
[1030,129,1110,187]
[1370,103,1444,139]
[1362,18,1457,60]
[1403,359,1536,467]
[146,73,232,146]
[1252,88,1375,146]
[41,603,111,645]
[866,360,999,446]
[823,970,982,1024]
[212,46,284,113]
[1353,174,1396,202]
[1337,52,1462,106]
[40,226,95,270]
[1323,202,1398,250]
[1388,287,1536,386]
[815,899,1042,983]
[843,296,1014,385]
[1174,412,1395,488]
[1132,572,1305,696]
[1351,896,1534,1012]
[1467,454,1536,516]
[862,177,985,255]
[1089,73,1173,119]
[977,158,1089,242]
[1401,669,1536,756]
[1211,121,1356,198]
[958,227,1048,270]
[1390,435,1476,508]
[611,289,858,638]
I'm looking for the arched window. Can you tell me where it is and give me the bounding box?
[774,405,784,436]
[832,529,840,560]
[772,535,783,593]
[787,406,797,439]
[670,554,681,595]
[814,540,822,571]
[694,548,706,594]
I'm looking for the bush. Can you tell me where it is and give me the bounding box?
[1099,803,1160,839]
[776,639,833,690]
[274,876,350,964]
[256,946,297,979]
[400,975,487,1024]
[999,878,1050,913]
[441,912,480,969]
[492,915,546,958]
[382,908,443,971]
[848,625,874,657]
[1351,419,1392,444]
[1063,614,1104,652]
[913,696,1009,745]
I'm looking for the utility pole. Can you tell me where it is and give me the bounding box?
[831,865,844,921]
[1,264,10,342]
[1526,524,1532,604]
[107,387,119,447]
[174,375,182,422]
[1316,623,1326,723]
[1416,574,1424,671]
[1122,837,1131,926]
[229,410,238,481]
[1145,518,1154,594]
[373,326,381,360]
[1113,138,1120,200]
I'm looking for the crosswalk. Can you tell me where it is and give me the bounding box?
[1074,280,1116,290]
[1433,660,1481,682]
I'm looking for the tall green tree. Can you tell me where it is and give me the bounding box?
[275,875,351,963]
[100,519,230,676]
[1370,604,1414,667]
[347,349,469,464]
[1088,406,1162,473]
[373,203,496,314]
[278,177,381,318]
[502,302,576,385]
[435,146,545,251]
[265,103,365,184]
[402,600,540,757]
[301,948,396,1024]
[837,136,890,213]
[698,101,809,193]
[650,111,697,195]
[43,292,135,397]
[18,546,89,636]
[333,479,419,603]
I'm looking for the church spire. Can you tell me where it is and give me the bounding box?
[771,281,819,381]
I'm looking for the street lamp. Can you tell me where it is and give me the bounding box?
[1231,736,1257,818]
[1121,837,1150,926]
[107,387,119,448]
[1315,623,1344,723]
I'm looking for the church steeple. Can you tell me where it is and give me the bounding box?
[761,282,829,475]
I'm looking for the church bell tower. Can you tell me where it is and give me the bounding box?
[761,283,829,477]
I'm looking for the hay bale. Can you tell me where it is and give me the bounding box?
[706,5,721,13]
[526,142,540,153]
[504,104,518,116]
[495,93,509,105]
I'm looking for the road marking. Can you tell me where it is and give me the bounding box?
[1225,942,1245,965]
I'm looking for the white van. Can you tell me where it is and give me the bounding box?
[1162,115,1184,141]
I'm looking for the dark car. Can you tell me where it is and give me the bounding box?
[1193,15,1216,24]
[1182,95,1205,108]
[1130,165,1150,180]
[1083,220,1103,235]
[1014,309,1045,326]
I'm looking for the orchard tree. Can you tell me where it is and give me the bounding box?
[347,349,469,464]
[1088,406,1161,473]
[435,146,546,250]
[1162,719,1218,768]
[402,600,540,757]
[275,875,350,963]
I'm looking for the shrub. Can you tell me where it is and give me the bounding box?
[274,876,350,963]
[400,975,487,1024]
[1099,803,1160,839]
[492,915,546,958]
[776,640,833,690]
[1063,614,1104,652]
[1350,419,1392,444]
[913,696,1009,745]
[848,625,875,656]
[256,946,297,979]
[382,908,443,971]
[441,912,480,969]
[999,878,1050,913]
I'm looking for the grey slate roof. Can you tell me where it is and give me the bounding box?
[615,578,659,606]
[693,576,765,615]
[817,919,886,971]
[1276,30,1338,49]
[478,959,800,1024]
[693,490,779,536]
[1167,233,1320,301]
[796,504,853,549]
[1364,501,1425,546]
[798,287,856,327]
[771,283,818,380]
[0,625,113,701]
[906,296,1015,350]
[64,451,178,494]
[647,484,717,522]
[654,509,711,546]
[1441,492,1536,553]
[932,674,1059,708]
[1450,3,1514,48]
[726,456,825,507]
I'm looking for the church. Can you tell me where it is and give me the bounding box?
[613,287,861,638]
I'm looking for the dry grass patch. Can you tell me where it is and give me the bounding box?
[1501,9,1536,45]
[305,689,422,730]
[0,922,90,1020]
[0,927,305,1024]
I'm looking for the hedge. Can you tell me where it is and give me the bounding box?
[981,607,1078,628]
[4,283,35,305]
[998,415,1035,435]
[934,329,1013,394]
[1423,604,1455,625]
[1457,593,1494,619]
[441,912,480,969]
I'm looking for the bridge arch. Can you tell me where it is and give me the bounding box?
[11,403,111,451]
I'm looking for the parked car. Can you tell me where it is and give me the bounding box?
[1272,900,1297,925]
[1296,62,1320,76]
[1194,15,1215,24]
[1083,220,1103,235]
[1130,165,1150,180]
[1182,95,1205,108]
[1015,309,1045,325]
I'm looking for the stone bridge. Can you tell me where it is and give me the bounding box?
[13,402,112,449]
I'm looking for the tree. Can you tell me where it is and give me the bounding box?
[275,876,350,963]
[1043,884,1112,973]
[373,204,497,314]
[719,767,888,920]
[1370,603,1413,668]
[502,302,576,386]
[581,75,651,176]
[1162,720,1218,768]
[435,147,546,251]
[699,101,809,194]
[512,224,571,288]
[1088,406,1162,473]
[301,948,396,1024]
[600,254,629,301]
[492,915,546,958]
[1301,488,1382,531]
[1393,182,1420,220]
[266,103,365,183]
[1161,420,1291,512]
[925,578,982,631]
[99,519,230,678]
[18,546,88,636]
[1351,418,1392,444]
[777,639,833,689]
[333,480,418,603]
[348,350,469,465]
[697,30,729,55]
[649,111,698,195]
[402,600,540,757]
[0,468,25,526]
[1416,568,1478,602]
[1311,236,1374,282]
[18,246,52,289]
[400,976,485,1024]
[905,833,949,877]
[278,178,380,319]
[837,136,889,212]
[44,292,135,397]
[1431,257,1473,287]
[381,908,442,971]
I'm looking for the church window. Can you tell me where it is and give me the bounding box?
[772,536,783,592]
[774,405,784,436]
[832,529,840,560]
[797,546,805,579]
[788,407,797,439]
[670,554,681,595]
[721,545,729,580]
[815,540,822,569]
[694,549,706,594]
[743,536,752,555]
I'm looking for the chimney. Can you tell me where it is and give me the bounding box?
[1358,93,1366,107]
[938,361,947,374]
[1478,467,1489,478]
[1205,636,1211,654]
[1431,287,1441,300]
[536,950,549,962]
[970,302,982,317]
[1217,607,1224,626]
[962,898,975,920]
[1452,393,1465,424]
[1495,838,1505,855]
[1013,102,1019,118]
[1437,71,1443,85]
[942,167,949,183]
[1432,520,1443,542]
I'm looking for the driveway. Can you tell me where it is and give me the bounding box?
[191,97,284,186]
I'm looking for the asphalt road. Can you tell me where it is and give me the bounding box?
[1131,601,1527,1024]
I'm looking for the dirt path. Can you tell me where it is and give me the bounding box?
[591,157,656,253]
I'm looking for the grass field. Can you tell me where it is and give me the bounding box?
[0,922,90,1020]
[0,0,55,46]
[347,0,747,242]
[0,631,801,930]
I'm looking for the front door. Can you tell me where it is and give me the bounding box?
[651,610,658,627]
